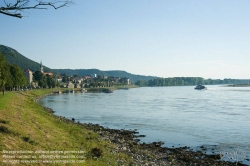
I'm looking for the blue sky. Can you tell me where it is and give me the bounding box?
[1,0,250,79]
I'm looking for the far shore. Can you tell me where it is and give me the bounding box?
[227,84,250,87]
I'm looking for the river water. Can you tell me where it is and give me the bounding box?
[40,85,250,164]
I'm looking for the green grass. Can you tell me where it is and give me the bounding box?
[0,89,132,165]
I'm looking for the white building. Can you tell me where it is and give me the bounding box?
[126,78,130,85]
[24,69,33,86]
[40,61,44,73]
[91,74,97,78]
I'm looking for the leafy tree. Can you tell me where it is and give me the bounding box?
[33,71,47,88]
[9,64,28,89]
[0,0,74,18]
[46,75,56,88]
[0,56,11,95]
[0,54,16,94]
[38,78,47,88]
[73,74,78,78]
[61,73,69,83]
[33,71,44,82]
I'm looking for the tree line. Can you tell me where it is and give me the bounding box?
[0,53,60,95]
[0,54,28,95]
[135,77,250,87]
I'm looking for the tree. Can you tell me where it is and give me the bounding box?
[0,0,74,18]
[9,64,28,89]
[33,71,44,82]
[73,74,78,78]
[46,75,56,88]
[0,54,11,95]
[33,71,47,88]
[61,73,69,83]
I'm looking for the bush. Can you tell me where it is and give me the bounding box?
[0,125,10,133]
[0,119,8,124]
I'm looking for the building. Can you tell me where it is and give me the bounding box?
[66,82,74,89]
[43,72,53,76]
[126,78,130,85]
[91,74,97,78]
[40,61,44,73]
[24,69,33,86]
[40,61,53,76]
[83,76,91,79]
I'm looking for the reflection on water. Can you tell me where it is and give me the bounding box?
[40,85,250,164]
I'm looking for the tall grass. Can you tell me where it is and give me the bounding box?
[0,90,131,165]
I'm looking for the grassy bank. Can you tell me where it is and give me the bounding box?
[0,89,131,165]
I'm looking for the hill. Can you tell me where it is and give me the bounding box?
[0,45,52,72]
[53,69,157,82]
[0,45,158,82]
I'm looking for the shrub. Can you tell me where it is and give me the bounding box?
[0,125,10,133]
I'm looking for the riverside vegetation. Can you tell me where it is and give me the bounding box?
[0,89,246,166]
[0,89,132,165]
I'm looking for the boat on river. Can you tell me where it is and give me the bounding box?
[194,85,207,90]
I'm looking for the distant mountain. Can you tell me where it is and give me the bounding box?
[0,45,52,72]
[0,45,158,82]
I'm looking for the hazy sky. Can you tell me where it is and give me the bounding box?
[1,0,250,79]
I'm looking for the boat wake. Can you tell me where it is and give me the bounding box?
[206,88,217,90]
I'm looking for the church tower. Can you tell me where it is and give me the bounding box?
[40,61,44,73]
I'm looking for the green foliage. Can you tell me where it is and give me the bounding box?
[46,75,56,88]
[33,71,56,88]
[33,71,44,81]
[61,73,69,83]
[9,64,28,87]
[0,54,12,94]
[1,45,157,83]
[135,77,250,87]
[0,125,10,134]
[0,53,29,94]
[0,119,9,124]
[38,78,47,88]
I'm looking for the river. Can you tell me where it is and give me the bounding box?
[40,85,250,164]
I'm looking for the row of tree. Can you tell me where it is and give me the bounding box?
[0,54,28,95]
[0,53,59,95]
[135,77,250,87]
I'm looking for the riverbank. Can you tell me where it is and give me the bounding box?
[228,84,250,87]
[0,89,133,165]
[0,89,246,165]
[56,85,138,94]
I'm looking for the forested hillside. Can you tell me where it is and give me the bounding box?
[0,45,52,72]
[0,45,158,82]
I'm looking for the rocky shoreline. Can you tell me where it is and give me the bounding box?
[43,112,247,165]
[82,123,248,166]
[37,94,247,166]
